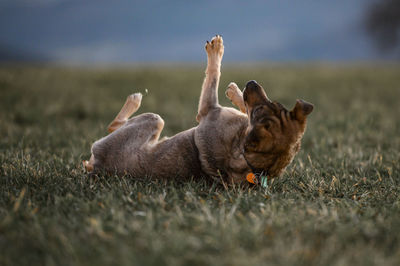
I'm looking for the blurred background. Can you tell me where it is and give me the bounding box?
[0,0,399,63]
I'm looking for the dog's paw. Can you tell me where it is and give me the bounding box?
[83,155,94,172]
[205,35,224,60]
[225,82,241,100]
[127,93,142,105]
[126,92,142,110]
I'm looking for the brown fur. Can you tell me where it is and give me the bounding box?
[84,35,313,183]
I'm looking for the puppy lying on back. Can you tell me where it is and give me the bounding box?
[84,35,313,183]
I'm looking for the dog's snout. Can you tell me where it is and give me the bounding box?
[246,80,258,89]
[244,80,260,102]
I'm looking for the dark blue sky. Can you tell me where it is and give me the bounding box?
[0,0,392,62]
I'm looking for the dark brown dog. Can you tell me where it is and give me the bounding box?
[84,35,313,183]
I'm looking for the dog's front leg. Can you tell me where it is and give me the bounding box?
[226,82,247,114]
[197,35,224,121]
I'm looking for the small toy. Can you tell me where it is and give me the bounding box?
[246,172,268,188]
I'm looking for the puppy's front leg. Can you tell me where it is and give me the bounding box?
[197,35,224,121]
[226,82,247,114]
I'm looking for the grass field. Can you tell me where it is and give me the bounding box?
[1,64,400,266]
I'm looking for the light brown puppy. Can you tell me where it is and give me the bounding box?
[84,35,313,183]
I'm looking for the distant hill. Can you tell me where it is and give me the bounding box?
[0,44,50,62]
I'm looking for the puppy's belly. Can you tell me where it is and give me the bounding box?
[92,127,203,179]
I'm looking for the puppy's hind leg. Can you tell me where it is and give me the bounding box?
[108,93,142,133]
[83,93,142,172]
[197,35,224,122]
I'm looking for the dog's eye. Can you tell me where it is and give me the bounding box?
[258,117,270,124]
[252,106,263,117]
[264,123,271,130]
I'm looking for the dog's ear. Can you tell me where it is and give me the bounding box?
[291,99,313,121]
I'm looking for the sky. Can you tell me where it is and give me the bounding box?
[0,0,393,63]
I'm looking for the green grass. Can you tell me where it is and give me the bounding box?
[1,63,400,266]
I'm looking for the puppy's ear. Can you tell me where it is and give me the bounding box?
[291,99,313,121]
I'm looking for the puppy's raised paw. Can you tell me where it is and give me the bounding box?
[225,82,241,101]
[225,82,246,113]
[205,35,224,60]
[127,93,143,109]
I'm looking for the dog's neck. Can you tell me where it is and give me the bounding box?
[238,124,266,175]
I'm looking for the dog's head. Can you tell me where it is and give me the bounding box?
[243,80,313,177]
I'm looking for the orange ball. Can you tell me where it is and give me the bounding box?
[246,173,256,184]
